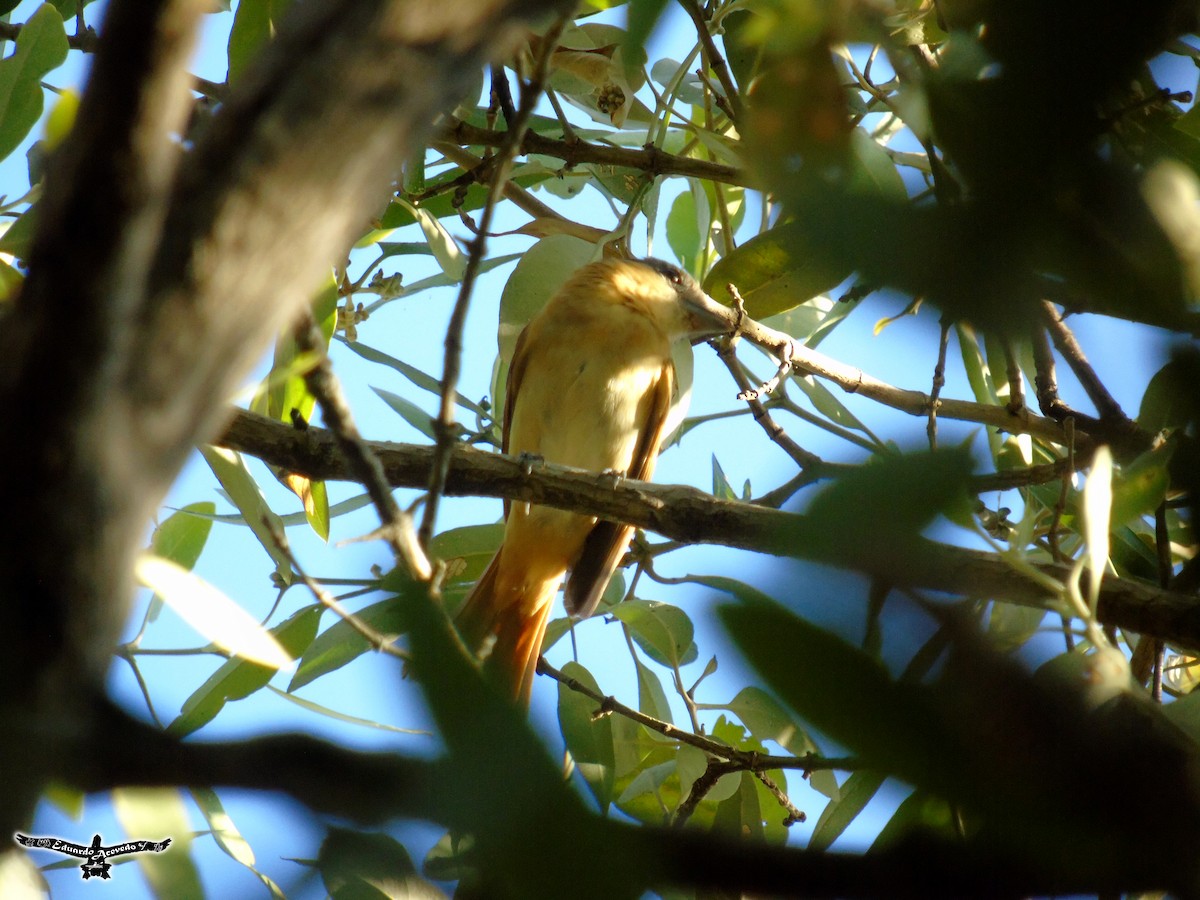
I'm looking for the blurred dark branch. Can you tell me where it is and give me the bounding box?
[443,117,751,186]
[219,410,1200,649]
[1040,301,1131,423]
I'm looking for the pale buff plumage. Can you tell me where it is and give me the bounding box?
[454,257,722,705]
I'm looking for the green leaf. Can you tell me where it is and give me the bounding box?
[168,605,322,736]
[666,184,705,277]
[0,203,36,259]
[634,656,673,723]
[228,0,289,84]
[615,600,697,668]
[150,502,215,571]
[809,770,885,851]
[111,788,200,900]
[431,523,504,587]
[847,129,907,198]
[0,4,67,163]
[724,686,820,758]
[318,828,440,899]
[372,386,437,440]
[710,454,736,500]
[557,661,617,812]
[200,445,294,585]
[623,0,670,61]
[289,593,414,691]
[703,220,853,319]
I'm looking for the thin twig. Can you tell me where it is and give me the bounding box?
[267,521,410,662]
[537,656,857,772]
[1039,301,1128,422]
[928,318,950,449]
[1003,338,1026,415]
[295,312,432,580]
[420,13,571,549]
[679,0,744,122]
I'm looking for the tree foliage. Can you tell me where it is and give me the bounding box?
[2,0,1200,897]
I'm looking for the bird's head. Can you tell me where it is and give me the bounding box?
[598,258,730,341]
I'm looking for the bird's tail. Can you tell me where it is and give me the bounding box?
[454,552,558,707]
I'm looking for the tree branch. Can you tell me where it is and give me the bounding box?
[218,410,1200,649]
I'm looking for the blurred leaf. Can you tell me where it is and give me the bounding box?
[0,851,43,899]
[1138,358,1194,432]
[1110,443,1172,528]
[112,788,199,900]
[557,661,617,812]
[422,831,474,884]
[724,686,820,758]
[135,554,294,668]
[318,828,444,899]
[169,605,321,736]
[191,788,286,899]
[615,600,698,668]
[0,203,35,259]
[718,592,948,778]
[1082,446,1113,611]
[624,0,670,62]
[847,129,907,198]
[809,770,885,852]
[290,591,416,691]
[703,221,853,319]
[494,235,599,422]
[0,4,67,163]
[41,85,76,149]
[803,448,975,554]
[150,502,215,571]
[871,791,960,851]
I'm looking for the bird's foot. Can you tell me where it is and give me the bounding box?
[598,468,625,489]
[516,451,545,476]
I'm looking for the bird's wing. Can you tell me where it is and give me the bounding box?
[499,323,534,518]
[563,360,674,618]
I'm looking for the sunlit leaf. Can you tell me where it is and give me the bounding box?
[136,554,293,669]
[112,788,199,900]
[703,221,853,319]
[615,600,698,668]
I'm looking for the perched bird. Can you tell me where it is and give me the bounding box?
[454,257,726,705]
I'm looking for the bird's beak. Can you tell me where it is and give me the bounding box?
[681,287,732,341]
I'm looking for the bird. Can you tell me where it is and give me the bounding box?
[454,257,726,706]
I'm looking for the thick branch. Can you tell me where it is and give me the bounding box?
[219,410,1200,649]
